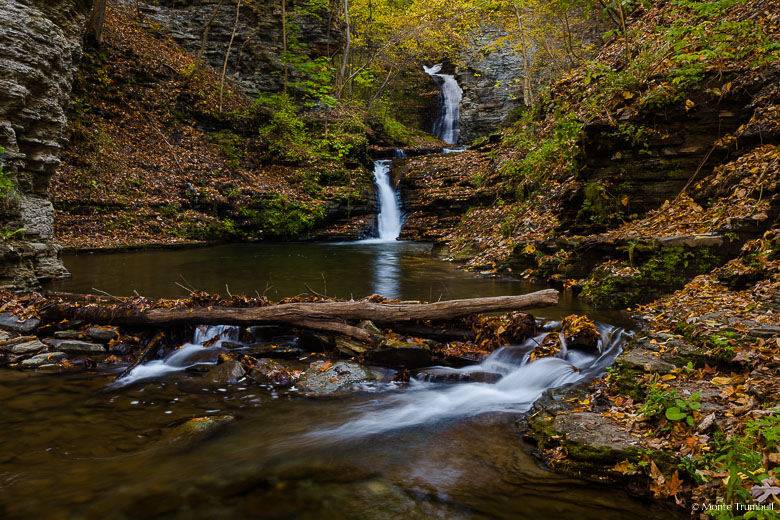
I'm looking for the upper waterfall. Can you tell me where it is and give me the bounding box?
[424,63,463,145]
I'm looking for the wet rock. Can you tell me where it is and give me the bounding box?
[296,361,377,395]
[109,342,134,356]
[417,367,502,384]
[21,352,66,367]
[365,342,435,369]
[244,343,303,359]
[357,320,382,335]
[334,337,369,357]
[0,313,40,333]
[87,326,120,342]
[203,360,246,384]
[57,340,106,354]
[249,358,301,387]
[552,412,643,464]
[54,330,85,339]
[163,415,235,445]
[10,338,46,355]
[221,341,245,350]
[618,349,676,375]
[562,315,600,353]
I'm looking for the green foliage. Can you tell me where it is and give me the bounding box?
[638,376,701,428]
[256,93,308,163]
[0,146,14,198]
[0,227,25,241]
[207,130,245,170]
[240,194,326,237]
[501,111,582,188]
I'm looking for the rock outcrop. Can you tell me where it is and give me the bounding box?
[132,0,342,96]
[455,27,525,144]
[0,0,91,289]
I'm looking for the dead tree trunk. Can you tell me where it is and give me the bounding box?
[40,290,559,343]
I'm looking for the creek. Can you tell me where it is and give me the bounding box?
[4,241,692,519]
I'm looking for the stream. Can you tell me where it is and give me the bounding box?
[0,242,690,519]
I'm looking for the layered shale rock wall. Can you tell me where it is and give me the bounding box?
[0,0,93,289]
[133,0,341,96]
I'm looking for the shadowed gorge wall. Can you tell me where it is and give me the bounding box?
[0,0,93,289]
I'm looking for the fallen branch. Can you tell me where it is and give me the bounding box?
[40,290,559,343]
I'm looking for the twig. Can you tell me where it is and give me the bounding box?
[225,284,232,298]
[91,287,122,301]
[304,282,329,299]
[117,331,165,379]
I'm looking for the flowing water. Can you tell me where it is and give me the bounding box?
[0,321,684,519]
[369,159,403,241]
[17,243,689,518]
[424,64,463,145]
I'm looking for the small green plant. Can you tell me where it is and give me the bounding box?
[0,146,15,197]
[0,227,25,241]
[664,392,702,427]
[638,376,701,428]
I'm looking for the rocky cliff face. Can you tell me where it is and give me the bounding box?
[455,27,525,144]
[133,0,341,96]
[0,0,91,289]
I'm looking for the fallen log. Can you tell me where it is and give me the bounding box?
[40,289,559,343]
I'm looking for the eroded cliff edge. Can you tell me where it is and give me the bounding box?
[0,0,93,289]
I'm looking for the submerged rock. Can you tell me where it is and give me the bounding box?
[416,367,502,384]
[162,415,235,445]
[296,361,378,395]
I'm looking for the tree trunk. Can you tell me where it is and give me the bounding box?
[86,0,108,45]
[282,0,288,93]
[338,0,351,97]
[219,0,242,112]
[40,290,559,342]
[190,0,225,79]
[513,3,534,106]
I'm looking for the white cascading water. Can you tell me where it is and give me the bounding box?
[112,325,241,387]
[424,63,463,145]
[312,324,629,439]
[370,159,403,241]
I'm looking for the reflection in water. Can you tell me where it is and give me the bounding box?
[372,244,401,298]
[46,242,632,325]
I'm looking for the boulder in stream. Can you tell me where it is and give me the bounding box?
[365,341,435,369]
[203,360,246,384]
[295,361,378,395]
[249,358,302,387]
